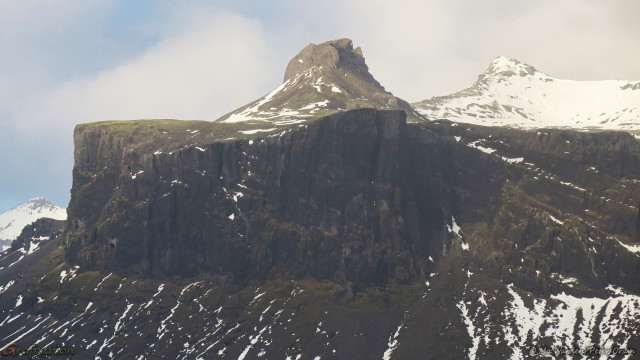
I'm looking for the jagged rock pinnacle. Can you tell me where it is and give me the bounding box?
[283,38,377,88]
[216,38,422,125]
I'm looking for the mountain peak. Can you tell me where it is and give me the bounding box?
[484,56,540,78]
[413,56,640,131]
[0,198,66,244]
[282,38,372,84]
[23,198,57,210]
[216,38,420,127]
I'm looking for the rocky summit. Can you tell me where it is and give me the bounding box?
[0,40,639,359]
[216,38,421,127]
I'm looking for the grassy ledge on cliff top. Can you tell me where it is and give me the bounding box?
[74,117,301,153]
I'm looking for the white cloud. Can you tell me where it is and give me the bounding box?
[476,0,640,82]
[18,11,278,131]
[0,1,117,113]
[283,0,501,100]
[287,0,640,101]
[1,5,280,211]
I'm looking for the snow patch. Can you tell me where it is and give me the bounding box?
[382,322,404,360]
[240,128,277,135]
[447,216,462,236]
[549,214,564,225]
[615,238,640,254]
[467,140,496,154]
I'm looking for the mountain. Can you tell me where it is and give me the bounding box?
[0,198,66,251]
[2,109,639,359]
[1,41,640,359]
[215,38,422,128]
[413,56,640,132]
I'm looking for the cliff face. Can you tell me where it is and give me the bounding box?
[66,109,453,285]
[65,109,640,295]
[2,109,640,358]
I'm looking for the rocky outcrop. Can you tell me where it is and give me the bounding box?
[3,36,640,359]
[283,38,378,88]
[216,38,420,124]
[11,217,65,252]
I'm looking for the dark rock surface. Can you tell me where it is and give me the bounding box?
[11,217,65,252]
[283,38,378,88]
[64,109,640,292]
[65,109,448,286]
[1,109,639,359]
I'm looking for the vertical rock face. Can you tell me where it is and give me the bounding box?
[65,109,455,285]
[64,109,640,293]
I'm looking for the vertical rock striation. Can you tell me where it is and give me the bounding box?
[65,109,455,285]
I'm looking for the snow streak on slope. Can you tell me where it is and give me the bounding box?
[458,283,640,360]
[0,198,66,246]
[414,57,640,131]
[222,67,326,125]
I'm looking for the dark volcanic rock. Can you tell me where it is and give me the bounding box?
[2,109,640,359]
[65,109,453,285]
[64,110,640,295]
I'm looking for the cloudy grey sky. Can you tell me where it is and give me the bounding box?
[1,0,639,212]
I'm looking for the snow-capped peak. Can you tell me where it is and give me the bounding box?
[485,56,541,77]
[0,198,66,243]
[413,57,640,131]
[21,198,62,212]
[475,57,553,88]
